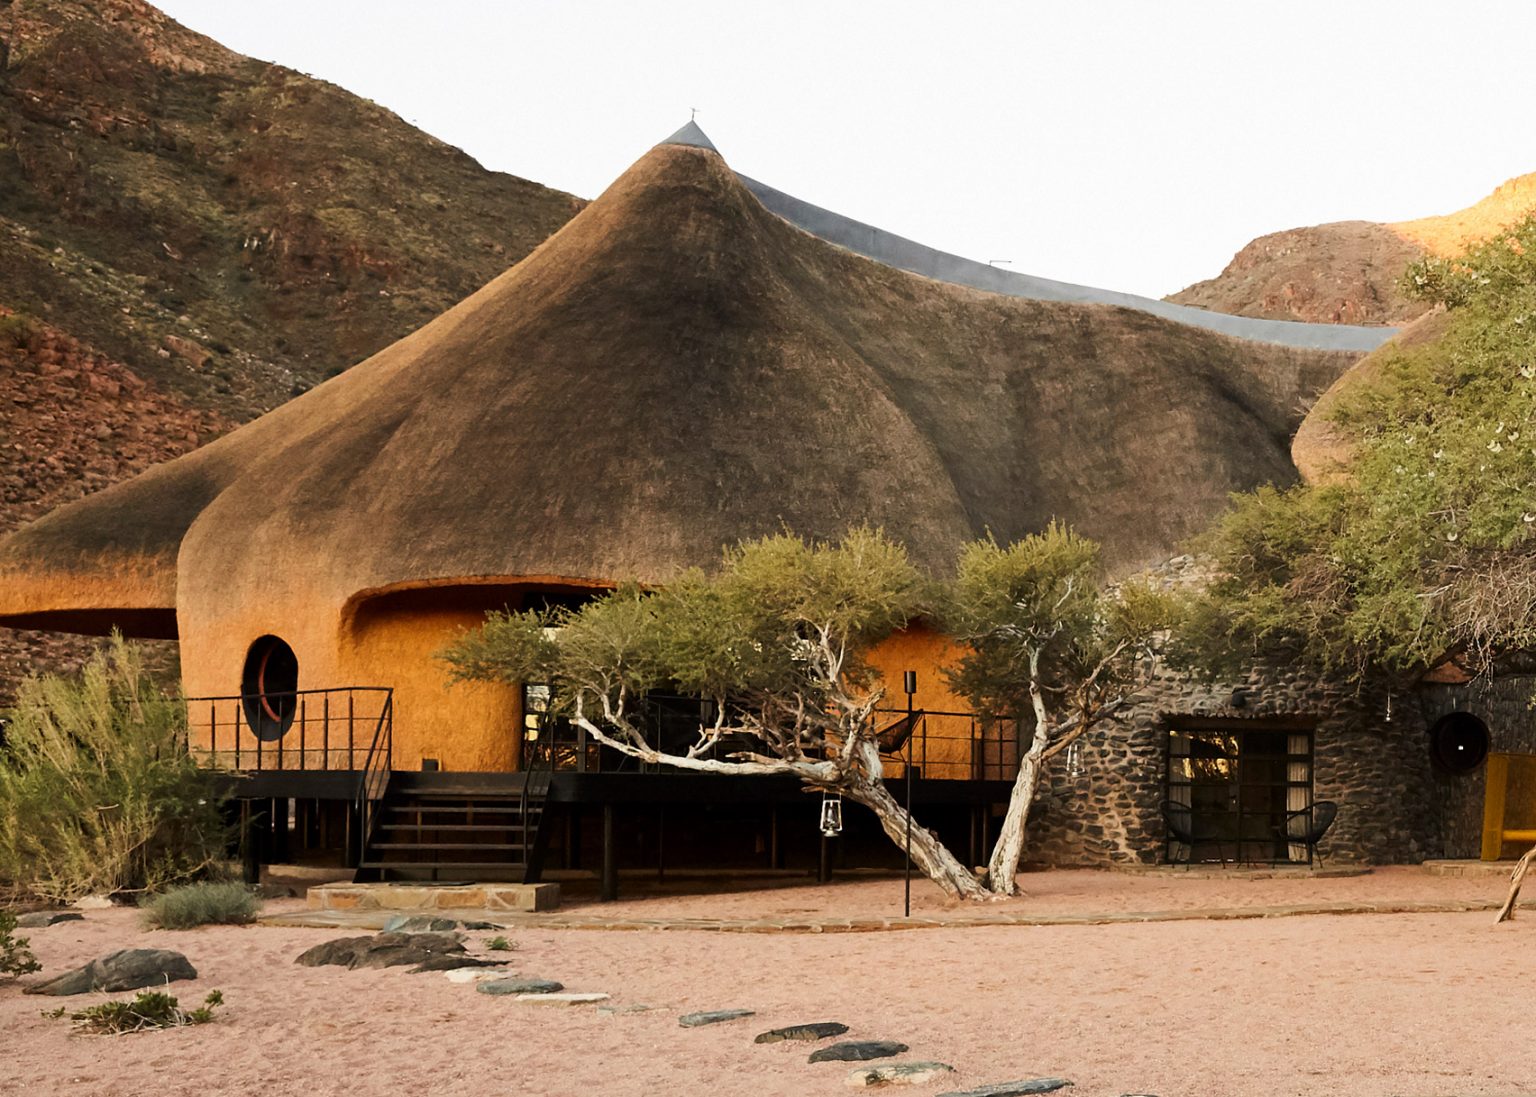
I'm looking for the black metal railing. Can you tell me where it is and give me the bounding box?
[872,709,1019,782]
[354,692,394,855]
[187,686,394,773]
[523,695,1018,782]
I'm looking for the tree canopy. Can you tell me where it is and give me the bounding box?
[1179,216,1536,681]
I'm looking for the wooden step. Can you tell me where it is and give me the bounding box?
[377,822,532,832]
[383,804,541,816]
[358,860,530,872]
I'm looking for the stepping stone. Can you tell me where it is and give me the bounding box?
[756,1021,850,1043]
[441,966,509,983]
[515,992,609,1005]
[810,1041,910,1064]
[477,977,564,996]
[936,1080,1073,1097]
[679,1009,756,1027]
[597,1004,657,1015]
[847,1061,956,1088]
[25,949,196,996]
[15,911,83,928]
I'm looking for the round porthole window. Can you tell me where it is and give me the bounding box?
[241,635,299,741]
[1429,712,1489,775]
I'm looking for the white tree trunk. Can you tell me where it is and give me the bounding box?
[985,732,1047,896]
[844,777,993,903]
[1495,842,1536,923]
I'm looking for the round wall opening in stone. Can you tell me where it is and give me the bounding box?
[1429,712,1489,775]
[241,635,299,741]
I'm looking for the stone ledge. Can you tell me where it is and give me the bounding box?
[306,881,560,913]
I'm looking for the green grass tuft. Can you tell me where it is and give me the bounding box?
[140,881,260,930]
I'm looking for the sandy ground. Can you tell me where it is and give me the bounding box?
[3,870,1534,1097]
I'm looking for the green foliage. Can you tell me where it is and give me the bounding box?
[483,935,513,952]
[0,637,229,902]
[1186,215,1536,680]
[139,881,260,930]
[0,311,39,352]
[57,989,225,1035]
[0,910,41,978]
[942,523,1176,721]
[443,527,926,723]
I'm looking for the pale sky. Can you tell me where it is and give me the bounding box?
[157,1,1536,299]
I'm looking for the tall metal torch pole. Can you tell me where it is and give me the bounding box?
[904,670,916,918]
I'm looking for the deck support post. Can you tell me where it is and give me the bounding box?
[240,800,262,885]
[818,834,832,884]
[656,806,665,883]
[601,803,619,902]
[270,797,290,864]
[769,807,782,869]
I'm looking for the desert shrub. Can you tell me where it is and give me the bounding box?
[0,312,38,352]
[0,910,41,978]
[483,935,513,952]
[140,881,260,930]
[0,637,229,902]
[52,989,224,1034]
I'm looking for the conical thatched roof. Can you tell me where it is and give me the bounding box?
[0,131,1368,635]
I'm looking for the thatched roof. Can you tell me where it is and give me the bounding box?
[0,132,1368,634]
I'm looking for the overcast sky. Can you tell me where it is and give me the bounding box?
[156,1,1536,299]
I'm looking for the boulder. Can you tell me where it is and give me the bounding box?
[847,1061,957,1088]
[294,931,466,970]
[756,1021,850,1043]
[679,1009,756,1028]
[410,955,503,974]
[15,911,84,928]
[382,915,501,932]
[810,1042,910,1064]
[24,949,196,996]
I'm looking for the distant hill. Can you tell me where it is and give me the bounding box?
[0,0,580,699]
[0,0,582,422]
[1168,172,1536,327]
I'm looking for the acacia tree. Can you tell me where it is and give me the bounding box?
[444,529,990,900]
[445,525,1174,901]
[1178,216,1536,919]
[942,524,1172,894]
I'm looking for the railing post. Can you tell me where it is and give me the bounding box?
[298,696,307,771]
[348,692,356,770]
[322,693,331,771]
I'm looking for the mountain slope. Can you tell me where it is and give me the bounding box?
[1168,172,1536,327]
[0,0,582,420]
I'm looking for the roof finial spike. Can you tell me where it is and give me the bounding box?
[691,106,698,122]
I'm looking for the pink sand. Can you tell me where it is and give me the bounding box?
[3,869,1534,1097]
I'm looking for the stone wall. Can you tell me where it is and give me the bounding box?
[1418,675,1536,859]
[1025,664,1441,867]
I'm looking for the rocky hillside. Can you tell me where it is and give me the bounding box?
[0,308,223,691]
[1168,172,1536,326]
[0,0,583,699]
[0,0,581,422]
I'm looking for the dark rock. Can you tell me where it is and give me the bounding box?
[755,1021,849,1043]
[678,1008,755,1027]
[809,1041,909,1063]
[409,954,503,974]
[477,977,564,996]
[24,948,196,996]
[14,911,84,928]
[936,1080,1073,1097]
[293,931,466,970]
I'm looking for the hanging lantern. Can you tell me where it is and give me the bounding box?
[819,792,844,837]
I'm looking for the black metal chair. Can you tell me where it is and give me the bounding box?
[1278,800,1339,865]
[1161,799,1196,867]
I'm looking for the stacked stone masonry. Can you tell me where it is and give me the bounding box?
[1025,665,1441,867]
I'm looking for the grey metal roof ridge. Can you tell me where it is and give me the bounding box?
[659,122,1397,353]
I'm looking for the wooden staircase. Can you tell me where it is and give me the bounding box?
[355,771,552,883]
